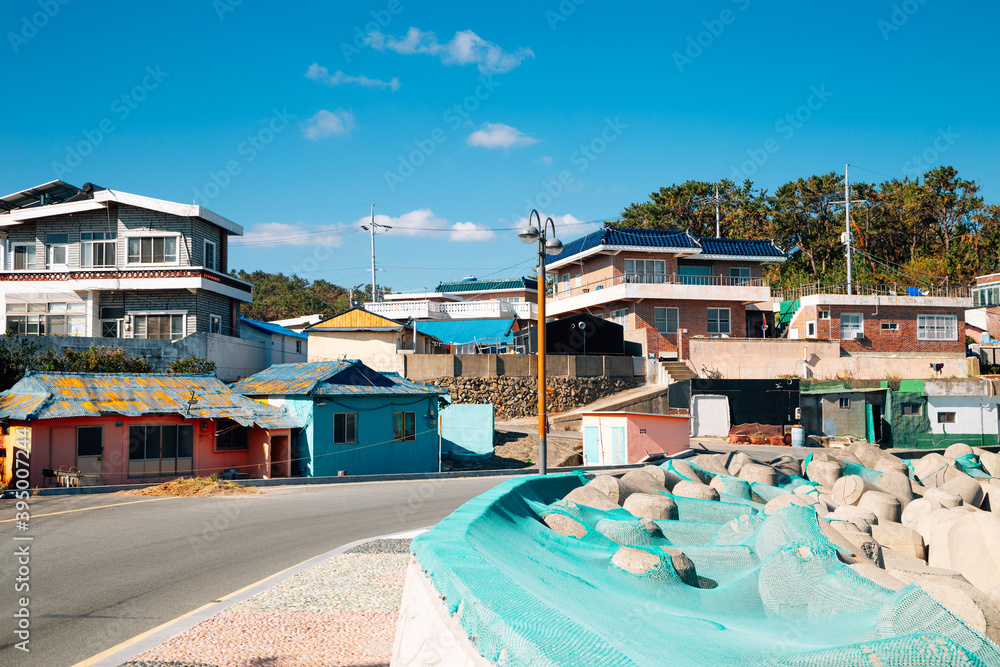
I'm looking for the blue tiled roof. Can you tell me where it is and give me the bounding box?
[414,319,518,345]
[231,360,447,397]
[552,226,784,261]
[695,236,784,258]
[240,316,308,340]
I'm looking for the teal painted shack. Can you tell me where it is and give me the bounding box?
[231,360,448,477]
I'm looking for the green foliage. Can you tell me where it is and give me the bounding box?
[232,270,392,321]
[33,345,155,374]
[168,357,217,374]
[0,333,42,391]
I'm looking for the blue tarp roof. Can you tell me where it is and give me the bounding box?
[416,319,517,345]
[240,316,308,340]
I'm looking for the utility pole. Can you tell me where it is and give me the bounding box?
[360,205,391,303]
[845,164,852,296]
[714,183,721,238]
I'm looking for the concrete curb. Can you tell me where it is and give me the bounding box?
[84,527,430,667]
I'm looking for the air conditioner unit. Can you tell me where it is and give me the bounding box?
[852,331,865,340]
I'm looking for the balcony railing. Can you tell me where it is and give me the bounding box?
[554,272,770,299]
[365,299,538,319]
[774,282,972,302]
[0,266,253,294]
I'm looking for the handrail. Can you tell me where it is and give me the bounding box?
[554,272,770,299]
[774,282,972,301]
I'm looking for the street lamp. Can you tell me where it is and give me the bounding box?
[519,209,562,475]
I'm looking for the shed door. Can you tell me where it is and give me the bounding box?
[612,427,626,465]
[691,395,731,438]
[77,426,103,479]
[583,426,600,465]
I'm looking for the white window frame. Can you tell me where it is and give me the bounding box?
[81,232,117,268]
[11,243,36,271]
[209,314,222,334]
[610,308,629,328]
[707,308,731,335]
[574,273,582,288]
[937,411,956,424]
[624,259,666,284]
[125,233,180,266]
[840,313,863,340]
[839,397,851,409]
[818,310,831,320]
[129,311,186,340]
[333,412,358,444]
[46,233,69,269]
[654,307,678,334]
[730,267,751,286]
[881,322,899,331]
[806,321,816,338]
[917,314,957,341]
[204,239,218,271]
[560,273,570,295]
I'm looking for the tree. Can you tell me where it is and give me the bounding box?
[0,333,42,391]
[168,357,217,374]
[32,345,155,374]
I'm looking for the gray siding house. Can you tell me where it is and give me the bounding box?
[0,181,252,340]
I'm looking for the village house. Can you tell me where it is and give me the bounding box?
[231,360,448,477]
[0,372,298,488]
[305,307,443,373]
[0,180,253,340]
[239,316,308,365]
[365,276,538,325]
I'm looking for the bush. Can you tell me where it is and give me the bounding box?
[33,345,154,374]
[0,333,42,391]
[168,357,217,374]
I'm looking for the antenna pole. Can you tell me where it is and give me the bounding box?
[370,204,378,302]
[715,183,721,238]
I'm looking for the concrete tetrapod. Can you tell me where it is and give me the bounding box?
[543,513,588,538]
[875,471,915,508]
[870,521,926,560]
[672,480,719,501]
[762,494,816,516]
[857,490,902,524]
[943,442,975,462]
[725,451,756,477]
[688,454,729,478]
[737,463,779,487]
[939,473,985,508]
[847,441,909,476]
[979,450,1000,478]
[913,453,961,488]
[924,487,964,509]
[832,475,869,506]
[913,578,1000,647]
[901,497,944,531]
[623,492,677,521]
[806,459,843,489]
[618,470,668,502]
[662,460,702,487]
[937,512,1000,596]
[640,465,668,487]
[831,505,879,527]
[563,484,621,512]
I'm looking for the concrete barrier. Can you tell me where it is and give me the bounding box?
[405,354,638,381]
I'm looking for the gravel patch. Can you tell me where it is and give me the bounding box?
[345,538,412,555]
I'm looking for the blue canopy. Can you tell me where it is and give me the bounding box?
[416,319,517,345]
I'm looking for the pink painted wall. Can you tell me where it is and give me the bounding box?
[626,413,690,462]
[4,416,289,488]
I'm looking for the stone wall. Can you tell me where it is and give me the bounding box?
[431,376,642,420]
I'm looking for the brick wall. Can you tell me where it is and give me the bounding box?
[629,299,748,357]
[791,302,965,354]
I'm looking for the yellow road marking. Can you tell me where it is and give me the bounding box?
[72,552,325,667]
[0,497,176,523]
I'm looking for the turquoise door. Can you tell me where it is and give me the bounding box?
[612,427,626,465]
[583,426,600,464]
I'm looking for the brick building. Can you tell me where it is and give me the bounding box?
[545,227,785,358]
[0,180,252,339]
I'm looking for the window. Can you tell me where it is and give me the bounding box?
[881,322,899,331]
[902,403,921,416]
[216,418,249,451]
[46,233,68,268]
[679,265,712,286]
[730,267,751,285]
[393,411,416,441]
[937,411,956,424]
[6,301,85,336]
[210,315,222,334]
[819,310,830,320]
[333,412,358,444]
[560,273,570,295]
[11,244,35,270]
[610,308,629,328]
[133,314,184,340]
[100,306,125,338]
[624,259,666,284]
[574,273,582,288]
[707,308,731,335]
[917,314,957,341]
[77,426,103,456]
[840,313,863,340]
[127,236,177,264]
[295,339,302,354]
[806,321,816,337]
[654,307,678,334]
[128,424,193,477]
[839,398,851,409]
[81,232,117,267]
[204,240,218,271]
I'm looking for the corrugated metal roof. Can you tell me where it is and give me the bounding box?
[0,372,300,428]
[315,372,447,397]
[435,277,537,293]
[230,360,447,398]
[415,319,517,345]
[553,226,785,262]
[240,316,308,340]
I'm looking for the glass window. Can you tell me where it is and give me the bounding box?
[654,307,678,334]
[204,240,217,271]
[840,313,863,340]
[730,267,751,285]
[77,426,103,456]
[46,234,68,266]
[610,308,629,328]
[937,411,956,424]
[708,308,731,335]
[625,259,666,284]
[216,418,249,451]
[210,315,222,334]
[902,403,921,416]
[881,322,899,331]
[839,398,851,409]
[819,310,830,320]
[806,321,816,337]
[133,314,184,340]
[81,231,117,268]
[128,424,194,477]
[917,314,957,341]
[127,236,177,264]
[393,411,416,441]
[679,265,711,286]
[333,412,358,444]
[296,339,302,354]
[12,244,35,270]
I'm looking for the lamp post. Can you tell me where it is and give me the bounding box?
[519,209,562,475]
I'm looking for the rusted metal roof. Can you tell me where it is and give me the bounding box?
[231,360,447,398]
[0,372,300,428]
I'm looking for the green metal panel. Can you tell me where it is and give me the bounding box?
[865,404,875,444]
[612,427,626,465]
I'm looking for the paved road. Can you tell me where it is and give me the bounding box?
[0,476,510,667]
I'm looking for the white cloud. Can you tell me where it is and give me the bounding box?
[534,155,553,165]
[301,109,356,140]
[367,27,534,74]
[512,213,597,237]
[356,209,496,242]
[467,122,538,150]
[237,222,348,247]
[305,63,400,91]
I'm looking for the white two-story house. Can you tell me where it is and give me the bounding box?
[0,180,252,340]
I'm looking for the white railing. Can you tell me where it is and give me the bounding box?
[553,272,770,299]
[365,299,537,320]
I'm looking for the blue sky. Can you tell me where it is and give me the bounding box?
[2,1,998,294]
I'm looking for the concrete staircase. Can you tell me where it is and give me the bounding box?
[659,359,697,384]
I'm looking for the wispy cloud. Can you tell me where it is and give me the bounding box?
[237,222,348,247]
[359,209,497,242]
[467,122,538,150]
[367,27,534,74]
[301,109,356,140]
[305,63,400,91]
[513,213,596,236]
[534,155,553,165]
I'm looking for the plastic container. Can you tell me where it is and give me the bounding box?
[790,425,805,447]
